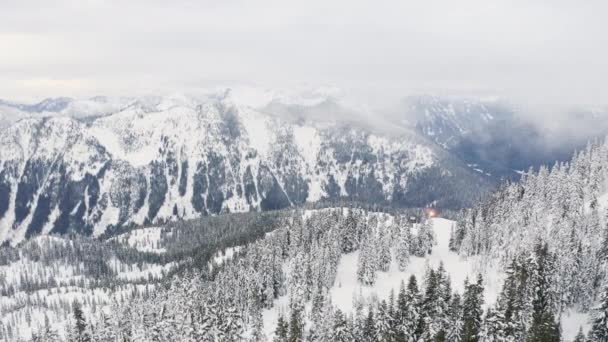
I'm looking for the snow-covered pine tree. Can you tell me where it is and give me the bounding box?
[396,225,411,271]
[92,312,114,342]
[375,300,395,342]
[273,315,289,342]
[447,293,464,342]
[288,305,304,342]
[589,285,608,342]
[378,229,392,272]
[462,275,484,342]
[572,327,586,342]
[357,232,378,286]
[341,209,359,253]
[331,309,354,342]
[415,219,435,257]
[527,243,560,342]
[69,301,90,342]
[249,303,266,342]
[496,257,528,341]
[362,306,377,341]
[479,308,507,342]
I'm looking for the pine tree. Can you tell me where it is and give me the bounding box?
[288,307,304,342]
[93,312,114,342]
[590,285,608,342]
[479,308,507,342]
[572,327,586,342]
[250,305,266,342]
[375,300,395,342]
[396,226,411,271]
[405,275,424,341]
[421,268,439,340]
[447,293,464,342]
[527,244,560,342]
[331,309,354,342]
[342,210,359,253]
[462,275,484,342]
[273,315,289,342]
[363,308,377,341]
[70,301,91,342]
[378,230,392,272]
[357,233,378,285]
[415,219,435,257]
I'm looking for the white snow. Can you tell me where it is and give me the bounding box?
[111,226,166,253]
[240,109,273,157]
[262,217,589,341]
[561,308,590,341]
[94,201,120,237]
[212,246,242,265]
[329,218,503,313]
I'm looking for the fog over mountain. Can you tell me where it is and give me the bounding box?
[4,1,608,342]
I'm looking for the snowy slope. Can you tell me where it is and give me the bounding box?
[0,235,177,341]
[263,217,589,341]
[110,226,167,253]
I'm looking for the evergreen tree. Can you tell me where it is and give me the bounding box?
[273,315,289,342]
[590,285,608,342]
[375,300,395,342]
[331,309,354,342]
[70,301,91,342]
[497,257,528,341]
[415,219,435,257]
[362,307,377,342]
[396,226,411,271]
[342,210,359,253]
[288,307,304,342]
[527,244,560,342]
[462,275,484,342]
[479,308,507,342]
[250,305,266,342]
[357,232,378,285]
[447,293,464,342]
[378,230,392,272]
[572,327,586,342]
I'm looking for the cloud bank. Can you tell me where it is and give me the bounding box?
[0,0,606,111]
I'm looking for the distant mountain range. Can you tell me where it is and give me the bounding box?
[0,90,605,244]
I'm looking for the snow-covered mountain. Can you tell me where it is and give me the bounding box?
[0,97,133,129]
[0,91,491,244]
[404,96,608,179]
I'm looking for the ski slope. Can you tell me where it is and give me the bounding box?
[263,218,589,341]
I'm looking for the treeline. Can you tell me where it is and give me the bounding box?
[31,239,608,341]
[17,204,607,341]
[20,208,405,341]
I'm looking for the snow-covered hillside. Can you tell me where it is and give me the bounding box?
[0,234,177,341]
[2,204,597,341]
[262,217,588,341]
[110,226,167,253]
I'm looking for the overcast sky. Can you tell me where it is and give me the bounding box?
[1,0,607,107]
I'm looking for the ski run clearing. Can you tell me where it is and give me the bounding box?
[263,218,590,341]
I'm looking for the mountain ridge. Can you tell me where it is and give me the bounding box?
[0,92,490,244]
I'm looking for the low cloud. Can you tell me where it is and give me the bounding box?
[0,0,607,115]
